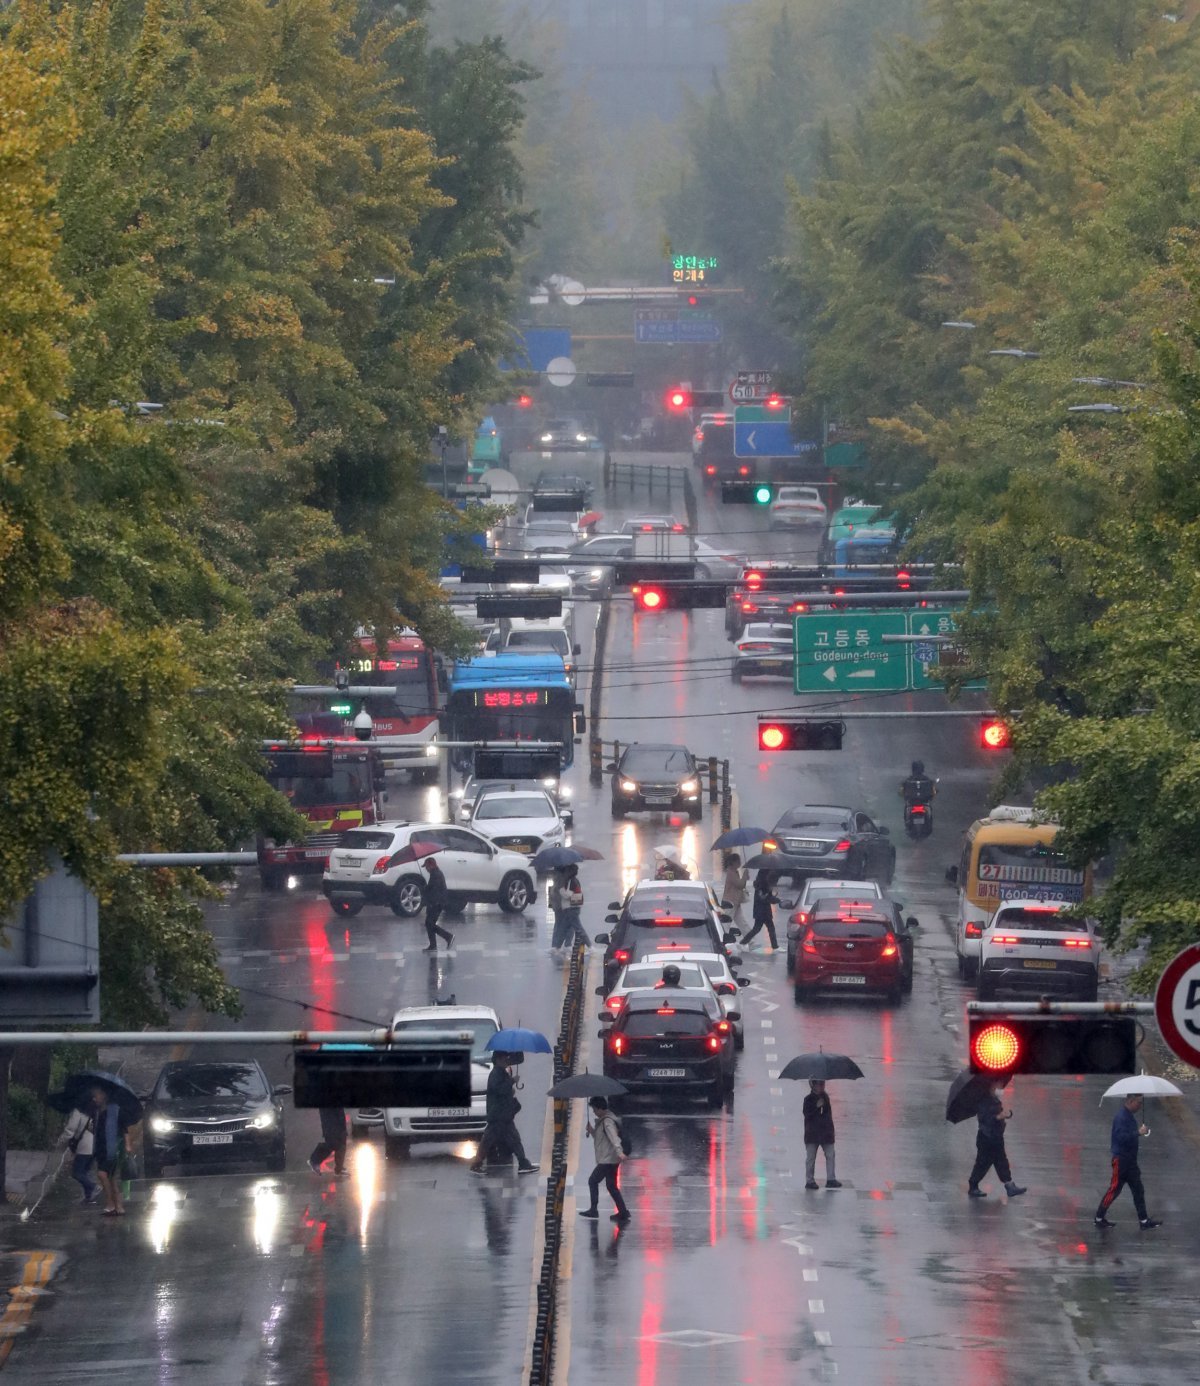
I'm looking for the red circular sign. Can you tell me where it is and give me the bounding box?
[1154,943,1200,1068]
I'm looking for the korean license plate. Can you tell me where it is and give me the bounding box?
[340,856,362,867]
[647,1067,686,1079]
[790,840,822,851]
[305,848,328,859]
[760,660,786,668]
[192,1132,234,1146]
[427,1107,470,1118]
[1023,959,1057,969]
[830,975,867,985]
[645,797,673,806]
[509,843,534,855]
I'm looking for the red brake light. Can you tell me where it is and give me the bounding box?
[611,1034,626,1056]
[910,804,926,814]
[801,928,817,955]
[606,996,623,1012]
[738,465,750,476]
[705,464,716,475]
[833,839,852,853]
[991,935,1020,945]
[789,602,809,613]
[672,524,685,533]
[706,1034,722,1052]
[715,1020,731,1034]
[653,916,684,925]
[614,950,631,963]
[881,934,898,958]
[1063,937,1092,948]
[762,839,779,852]
[656,1007,676,1015]
[740,601,758,613]
[964,922,983,938]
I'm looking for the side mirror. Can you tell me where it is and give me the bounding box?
[906,916,920,930]
[719,899,732,910]
[725,1010,741,1023]
[595,932,610,945]
[717,912,733,925]
[607,901,621,910]
[945,865,959,885]
[598,1012,614,1024]
[605,914,619,925]
[273,1084,293,1097]
[737,976,751,988]
[595,985,606,996]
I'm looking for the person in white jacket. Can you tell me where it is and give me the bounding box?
[579,1097,630,1223]
[59,1107,97,1204]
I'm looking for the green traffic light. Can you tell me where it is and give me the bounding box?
[754,485,773,504]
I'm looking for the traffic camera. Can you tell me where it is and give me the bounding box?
[353,709,374,742]
[757,719,845,751]
[968,1015,1137,1076]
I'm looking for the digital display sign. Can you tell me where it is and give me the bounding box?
[670,254,718,285]
[474,690,550,709]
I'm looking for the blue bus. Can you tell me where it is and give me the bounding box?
[831,526,899,579]
[444,653,585,770]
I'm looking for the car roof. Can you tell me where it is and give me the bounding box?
[801,878,881,896]
[776,805,853,823]
[619,989,716,1011]
[390,1005,500,1025]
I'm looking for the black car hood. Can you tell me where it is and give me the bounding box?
[152,1095,268,1119]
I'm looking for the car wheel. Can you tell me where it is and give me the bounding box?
[731,665,743,683]
[498,871,534,913]
[266,1145,287,1173]
[688,803,703,822]
[786,946,796,972]
[444,893,467,915]
[734,1030,745,1051]
[956,953,967,980]
[902,969,914,994]
[886,986,902,1005]
[384,1135,410,1161]
[884,850,896,885]
[706,1079,726,1108]
[390,876,425,917]
[975,970,993,1001]
[964,956,978,982]
[331,896,364,918]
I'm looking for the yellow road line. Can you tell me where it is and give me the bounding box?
[0,1251,58,1368]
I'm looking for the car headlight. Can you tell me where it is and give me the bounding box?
[680,778,699,794]
[149,1116,175,1135]
[249,1111,276,1130]
[620,780,638,793]
[424,743,438,757]
[576,433,588,443]
[540,434,553,443]
[558,785,571,800]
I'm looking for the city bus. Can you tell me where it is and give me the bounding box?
[948,805,1090,980]
[335,634,442,783]
[443,653,585,773]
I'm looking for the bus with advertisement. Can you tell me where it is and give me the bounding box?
[258,728,386,890]
[334,633,442,783]
[948,805,1090,981]
[443,653,585,774]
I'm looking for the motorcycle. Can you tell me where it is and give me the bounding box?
[904,799,934,837]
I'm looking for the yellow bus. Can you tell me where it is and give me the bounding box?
[949,805,1089,981]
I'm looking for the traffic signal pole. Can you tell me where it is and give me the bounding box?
[969,1001,1153,1016]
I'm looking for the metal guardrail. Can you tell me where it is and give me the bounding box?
[529,938,587,1385]
[602,456,698,530]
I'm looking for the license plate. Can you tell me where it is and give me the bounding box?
[508,843,534,855]
[340,856,362,867]
[305,848,328,859]
[759,659,786,668]
[645,797,672,806]
[427,1107,470,1118]
[192,1132,234,1146]
[647,1067,686,1078]
[830,975,867,985]
[789,840,822,851]
[1023,959,1057,969]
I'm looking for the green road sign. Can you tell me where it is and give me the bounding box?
[735,404,792,424]
[909,609,986,691]
[794,612,909,693]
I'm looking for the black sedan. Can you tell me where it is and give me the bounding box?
[761,804,895,884]
[610,743,703,820]
[142,1061,290,1177]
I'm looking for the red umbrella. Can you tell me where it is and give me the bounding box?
[388,840,445,866]
[578,510,603,531]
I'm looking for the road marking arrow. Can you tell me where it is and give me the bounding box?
[782,1236,813,1254]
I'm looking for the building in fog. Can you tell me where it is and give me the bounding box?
[555,0,746,126]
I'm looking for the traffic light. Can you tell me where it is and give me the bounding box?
[665,386,692,412]
[764,394,788,411]
[476,594,563,619]
[515,393,533,408]
[968,1015,1137,1076]
[666,385,724,412]
[757,719,845,751]
[980,716,1012,750]
[632,581,728,612]
[721,481,775,505]
[684,293,705,307]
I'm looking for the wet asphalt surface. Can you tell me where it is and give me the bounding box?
[3,451,1200,1385]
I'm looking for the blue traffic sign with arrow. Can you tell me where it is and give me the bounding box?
[734,421,819,458]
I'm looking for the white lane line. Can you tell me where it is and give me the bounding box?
[814,1331,833,1347]
[809,1299,825,1314]
[761,1020,774,1029]
[804,1268,819,1282]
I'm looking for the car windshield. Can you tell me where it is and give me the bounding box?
[526,521,575,535]
[158,1065,267,1100]
[978,843,1082,878]
[809,917,890,937]
[621,747,692,774]
[506,631,568,652]
[622,964,706,989]
[273,764,367,808]
[993,908,1084,931]
[621,1010,711,1037]
[779,808,850,829]
[338,829,396,850]
[393,1018,497,1062]
[474,795,551,820]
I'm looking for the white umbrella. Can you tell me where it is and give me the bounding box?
[1100,1074,1184,1103]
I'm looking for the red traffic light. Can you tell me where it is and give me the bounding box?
[764,394,788,410]
[757,720,844,752]
[685,293,701,307]
[633,584,666,612]
[665,386,692,412]
[515,393,533,408]
[759,724,787,751]
[981,717,1012,750]
[971,1022,1021,1073]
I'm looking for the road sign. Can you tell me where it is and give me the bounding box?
[545,356,576,387]
[794,612,909,693]
[735,404,792,423]
[908,610,986,691]
[729,371,773,403]
[1155,944,1200,1068]
[734,421,818,458]
[677,315,722,344]
[636,309,721,344]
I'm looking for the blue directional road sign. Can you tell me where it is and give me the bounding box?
[677,317,722,344]
[734,421,819,459]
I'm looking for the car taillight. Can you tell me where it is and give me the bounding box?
[741,601,758,613]
[656,1007,676,1015]
[881,934,898,958]
[965,922,983,938]
[371,855,392,875]
[715,1020,731,1034]
[789,602,809,613]
[706,1034,722,1052]
[614,950,631,964]
[705,464,716,475]
[610,1034,626,1056]
[790,910,809,925]
[606,996,623,1013]
[1063,937,1092,948]
[801,928,817,955]
[833,839,852,853]
[991,935,1020,945]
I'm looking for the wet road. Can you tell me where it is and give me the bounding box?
[4,451,1200,1384]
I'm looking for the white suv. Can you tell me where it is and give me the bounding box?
[322,822,536,918]
[977,899,1099,1001]
[352,1005,500,1157]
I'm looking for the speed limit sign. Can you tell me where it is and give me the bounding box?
[1154,943,1200,1067]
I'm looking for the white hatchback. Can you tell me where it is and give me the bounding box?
[978,898,1100,1001]
[468,786,567,859]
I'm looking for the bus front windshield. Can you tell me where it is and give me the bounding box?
[346,653,435,715]
[273,764,366,808]
[975,841,1085,902]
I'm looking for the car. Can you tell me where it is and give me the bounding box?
[762,804,896,884]
[732,622,794,680]
[977,899,1100,1001]
[787,893,917,990]
[467,785,567,858]
[617,515,688,535]
[351,1004,501,1156]
[601,953,747,1046]
[600,990,735,1105]
[692,413,733,456]
[520,518,579,554]
[688,539,745,582]
[453,775,570,824]
[501,625,581,685]
[530,471,593,510]
[769,485,828,529]
[793,904,906,1004]
[538,418,600,451]
[786,879,884,970]
[610,743,703,820]
[595,880,739,992]
[670,951,749,1047]
[322,821,537,917]
[694,420,753,481]
[562,533,632,596]
[142,1061,289,1177]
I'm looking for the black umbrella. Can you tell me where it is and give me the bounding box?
[742,853,780,872]
[547,1072,628,1099]
[711,827,770,851]
[946,1069,1009,1124]
[780,1053,865,1082]
[56,1070,143,1124]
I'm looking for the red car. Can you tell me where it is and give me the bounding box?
[793,904,905,1004]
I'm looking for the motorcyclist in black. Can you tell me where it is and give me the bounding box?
[901,760,936,812]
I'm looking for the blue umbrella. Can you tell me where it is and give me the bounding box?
[530,845,605,872]
[712,826,769,851]
[486,1027,552,1055]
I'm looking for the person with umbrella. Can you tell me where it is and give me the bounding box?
[421,855,454,953]
[741,870,781,951]
[967,1079,1026,1200]
[721,853,749,931]
[1095,1094,1161,1229]
[58,1104,98,1206]
[558,864,590,949]
[469,1052,538,1176]
[580,1097,630,1224]
[91,1084,133,1216]
[803,1080,841,1190]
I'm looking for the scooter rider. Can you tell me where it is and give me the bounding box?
[901,761,935,809]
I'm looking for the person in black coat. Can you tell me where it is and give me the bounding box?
[803,1080,840,1189]
[469,1053,538,1175]
[421,856,454,952]
[968,1081,1026,1199]
[741,870,780,950]
[309,1106,347,1175]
